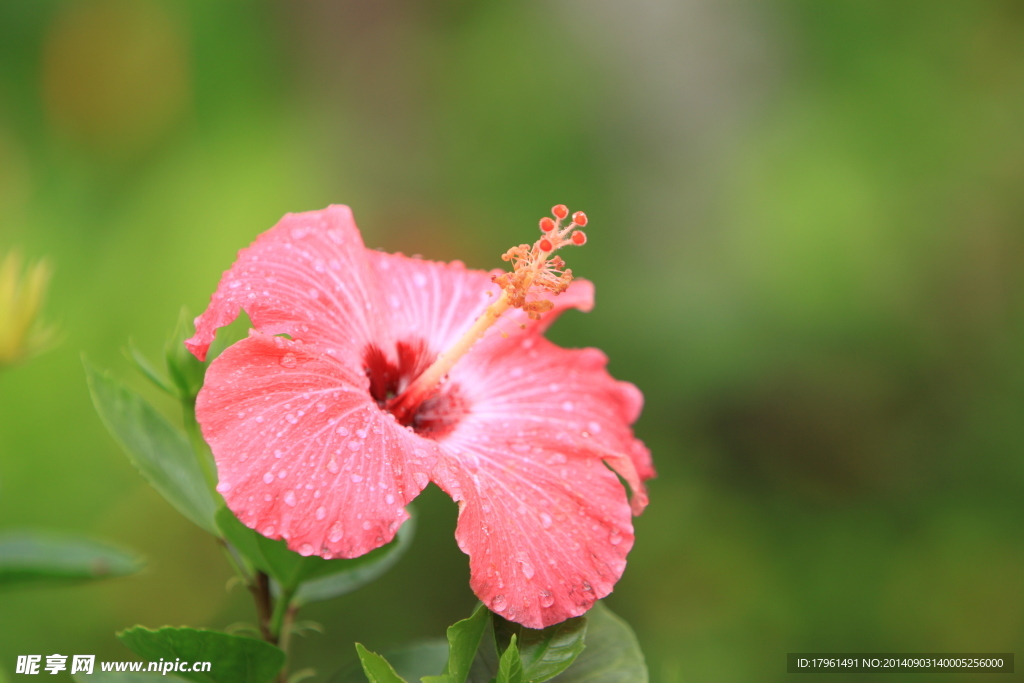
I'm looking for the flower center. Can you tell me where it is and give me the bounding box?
[363,340,465,439]
[387,204,588,424]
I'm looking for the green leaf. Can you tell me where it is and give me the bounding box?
[294,514,415,604]
[355,644,409,683]
[0,532,143,588]
[333,641,448,683]
[165,308,207,402]
[126,339,176,396]
[215,507,272,576]
[85,360,218,535]
[75,673,189,683]
[216,504,415,599]
[434,603,489,683]
[496,636,523,683]
[493,614,587,683]
[117,627,285,683]
[548,604,647,683]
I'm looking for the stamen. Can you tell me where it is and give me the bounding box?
[388,205,589,422]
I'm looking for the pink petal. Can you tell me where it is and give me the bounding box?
[431,334,653,628]
[432,444,634,629]
[452,333,653,508]
[197,331,438,558]
[364,250,596,357]
[186,206,384,363]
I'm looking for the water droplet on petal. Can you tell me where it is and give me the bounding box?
[337,425,350,436]
[280,353,297,368]
[284,490,297,507]
[327,458,340,474]
[298,543,315,556]
[539,590,554,608]
[216,482,231,493]
[609,531,623,546]
[492,595,508,612]
[316,506,327,520]
[540,513,553,529]
[328,522,344,542]
[350,473,363,483]
[385,494,395,505]
[361,520,372,531]
[413,472,429,488]
[519,558,535,580]
[263,472,275,484]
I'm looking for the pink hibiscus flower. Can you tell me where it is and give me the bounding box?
[185,205,654,628]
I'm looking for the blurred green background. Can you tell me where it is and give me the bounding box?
[2,1,1024,681]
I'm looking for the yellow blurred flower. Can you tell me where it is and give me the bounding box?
[0,250,59,368]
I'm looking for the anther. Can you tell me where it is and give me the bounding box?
[539,217,556,233]
[539,238,554,252]
[571,231,587,245]
[572,211,588,227]
[552,205,569,220]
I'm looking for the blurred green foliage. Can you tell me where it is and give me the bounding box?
[2,1,1023,681]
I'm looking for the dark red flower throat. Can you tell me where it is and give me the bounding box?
[363,340,465,439]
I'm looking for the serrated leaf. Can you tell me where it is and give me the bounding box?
[117,627,284,683]
[493,614,586,683]
[496,636,523,683]
[85,360,218,534]
[0,532,143,588]
[355,644,408,683]
[548,604,647,683]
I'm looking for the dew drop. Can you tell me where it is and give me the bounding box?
[284,490,297,507]
[413,472,429,488]
[263,525,276,536]
[361,520,372,531]
[263,472,275,484]
[413,272,427,287]
[298,543,315,556]
[315,506,327,520]
[328,522,344,542]
[492,595,508,612]
[337,425,350,436]
[280,353,297,368]
[327,458,340,474]
[285,413,298,424]
[539,590,555,608]
[609,531,623,546]
[264,494,272,502]
[255,416,264,423]
[562,400,574,412]
[540,512,553,529]
[350,473,363,483]
[519,558,535,580]
[216,482,231,493]
[385,494,395,505]
[347,441,362,451]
